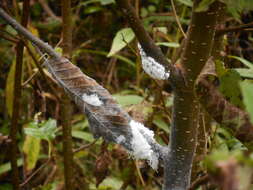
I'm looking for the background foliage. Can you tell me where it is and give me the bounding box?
[0,0,253,189]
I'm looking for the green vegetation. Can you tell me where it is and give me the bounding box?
[0,0,253,190]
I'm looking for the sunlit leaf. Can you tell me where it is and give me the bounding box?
[72,130,95,142]
[233,68,253,79]
[24,119,57,140]
[156,42,180,48]
[195,0,215,12]
[0,158,23,175]
[176,0,193,7]
[100,0,115,5]
[240,80,253,124]
[23,135,41,170]
[107,28,135,57]
[113,94,143,107]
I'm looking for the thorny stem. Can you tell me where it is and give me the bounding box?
[9,1,29,189]
[60,0,74,189]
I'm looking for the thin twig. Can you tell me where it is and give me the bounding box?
[216,22,253,36]
[73,139,98,153]
[170,0,187,38]
[189,174,209,190]
[134,161,145,186]
[20,159,51,187]
[37,0,61,21]
[22,70,39,86]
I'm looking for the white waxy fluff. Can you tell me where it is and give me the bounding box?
[138,43,170,80]
[129,120,158,170]
[116,135,126,144]
[82,93,103,106]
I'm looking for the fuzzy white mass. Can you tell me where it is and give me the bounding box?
[129,120,158,170]
[138,43,170,80]
[82,93,103,106]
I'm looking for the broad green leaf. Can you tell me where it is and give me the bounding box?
[72,130,95,142]
[153,117,170,133]
[5,59,15,117]
[113,94,143,107]
[23,135,41,170]
[195,0,215,12]
[98,177,123,189]
[107,28,135,57]
[176,0,193,7]
[0,158,23,175]
[219,69,243,108]
[100,0,115,5]
[24,119,57,140]
[83,6,103,14]
[228,55,253,69]
[156,42,180,48]
[240,80,253,124]
[153,27,168,34]
[233,68,253,79]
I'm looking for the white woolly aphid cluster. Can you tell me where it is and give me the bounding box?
[82,93,103,106]
[129,120,159,170]
[138,43,170,80]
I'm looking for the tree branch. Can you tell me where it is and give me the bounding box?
[216,22,253,36]
[115,0,174,72]
[9,1,30,189]
[163,1,223,190]
[60,0,74,189]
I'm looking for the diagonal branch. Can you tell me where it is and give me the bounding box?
[115,0,176,74]
[0,7,166,169]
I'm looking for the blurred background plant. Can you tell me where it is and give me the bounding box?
[0,0,253,189]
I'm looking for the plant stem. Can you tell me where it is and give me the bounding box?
[9,0,29,189]
[164,1,222,190]
[60,0,74,189]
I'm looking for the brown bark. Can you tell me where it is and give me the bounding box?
[9,1,29,189]
[60,0,74,189]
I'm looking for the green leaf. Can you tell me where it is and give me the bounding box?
[153,117,170,133]
[5,59,16,117]
[83,6,103,14]
[156,42,180,48]
[23,135,41,170]
[107,28,135,57]
[113,94,143,107]
[0,158,23,175]
[24,119,57,141]
[100,0,115,5]
[219,69,244,108]
[233,68,253,79]
[72,130,95,142]
[176,0,193,7]
[240,80,253,124]
[195,0,215,12]
[228,55,253,69]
